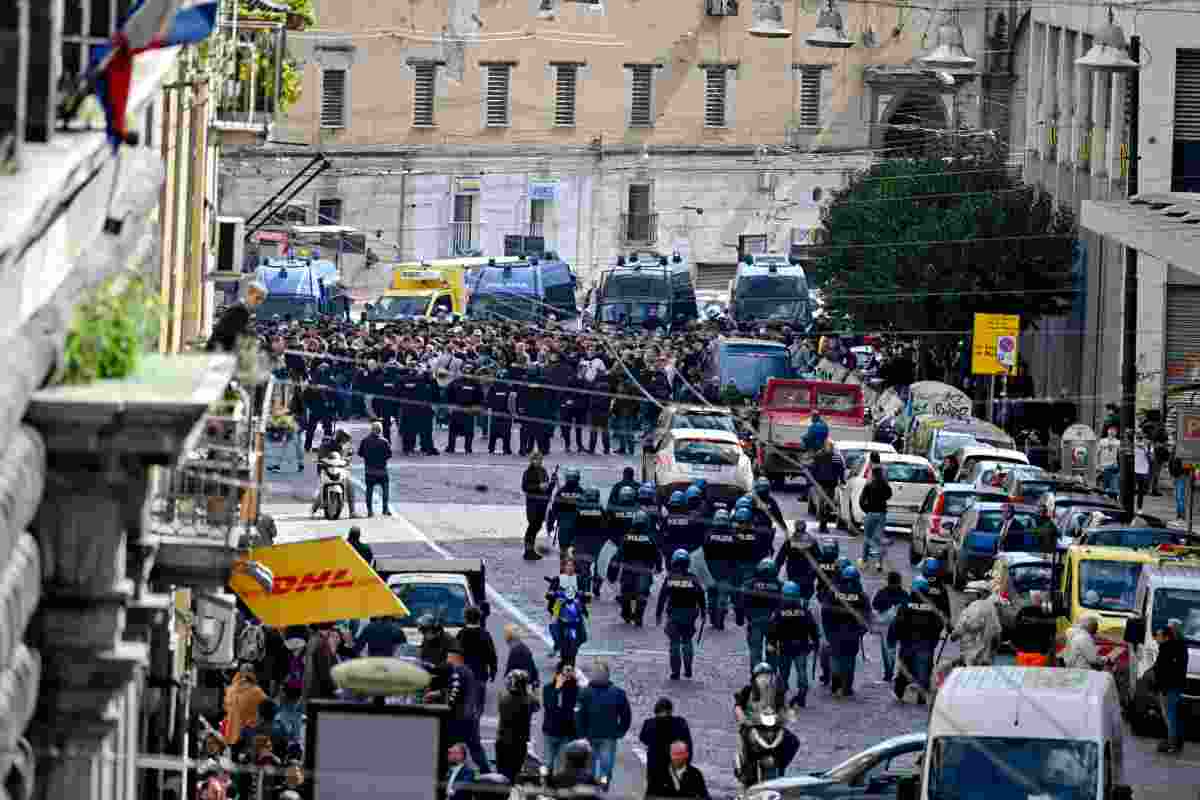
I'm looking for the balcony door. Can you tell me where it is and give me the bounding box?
[452,194,477,255]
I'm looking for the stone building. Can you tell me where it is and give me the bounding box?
[219,0,1023,296]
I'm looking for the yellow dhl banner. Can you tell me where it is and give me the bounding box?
[230,537,408,626]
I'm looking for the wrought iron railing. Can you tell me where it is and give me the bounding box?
[620,212,658,245]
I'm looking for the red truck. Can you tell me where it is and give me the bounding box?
[756,379,867,488]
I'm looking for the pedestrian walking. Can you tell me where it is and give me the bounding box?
[502,624,540,689]
[522,451,554,561]
[576,660,632,788]
[426,643,492,774]
[1171,454,1192,521]
[1097,426,1120,497]
[357,421,393,517]
[1134,434,1152,510]
[858,458,892,571]
[645,741,711,800]
[638,698,693,791]
[1154,620,1188,753]
[496,669,540,783]
[542,662,580,776]
[871,572,908,684]
[456,606,498,711]
[810,440,844,533]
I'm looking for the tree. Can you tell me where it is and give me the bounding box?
[811,139,1076,382]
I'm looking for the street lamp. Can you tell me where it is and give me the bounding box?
[920,9,976,70]
[748,0,792,38]
[1076,6,1141,513]
[806,0,853,48]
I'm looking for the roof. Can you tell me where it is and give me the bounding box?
[995,552,1054,567]
[932,667,1113,740]
[667,428,742,444]
[667,403,734,415]
[958,445,1028,462]
[834,441,896,452]
[970,502,1041,513]
[1141,563,1200,588]
[720,337,790,350]
[1066,544,1157,564]
[735,261,806,279]
[875,452,935,467]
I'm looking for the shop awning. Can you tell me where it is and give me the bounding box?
[1081,194,1200,277]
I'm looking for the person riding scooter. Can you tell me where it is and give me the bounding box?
[733,663,800,786]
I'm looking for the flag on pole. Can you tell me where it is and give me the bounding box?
[93,1,219,148]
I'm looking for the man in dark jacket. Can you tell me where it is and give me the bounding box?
[645,741,711,800]
[503,624,540,689]
[858,461,893,571]
[456,606,498,711]
[608,466,641,507]
[891,576,943,706]
[638,698,693,791]
[1154,620,1188,753]
[207,281,266,352]
[542,662,580,776]
[495,669,540,783]
[809,441,845,533]
[426,643,491,774]
[871,572,909,684]
[354,616,406,658]
[522,451,555,561]
[357,421,393,517]
[446,365,484,454]
[576,660,632,787]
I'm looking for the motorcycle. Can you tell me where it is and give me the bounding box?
[736,709,788,787]
[317,452,349,520]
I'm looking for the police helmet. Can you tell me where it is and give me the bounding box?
[564,467,581,484]
[841,564,860,581]
[685,485,703,504]
[782,581,802,598]
[712,509,732,528]
[695,478,709,490]
[835,556,852,572]
[672,549,691,569]
[751,662,774,679]
[733,507,753,525]
[618,485,636,504]
[668,490,686,509]
[921,558,941,578]
[735,495,754,510]
[638,484,656,503]
[754,477,772,496]
[585,488,601,503]
[632,510,651,529]
[756,558,776,576]
[505,669,530,694]
[912,576,930,593]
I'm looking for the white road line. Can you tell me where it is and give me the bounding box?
[344,472,555,650]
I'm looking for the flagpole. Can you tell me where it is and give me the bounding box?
[103,147,126,236]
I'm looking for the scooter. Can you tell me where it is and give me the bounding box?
[317,452,349,520]
[735,709,788,787]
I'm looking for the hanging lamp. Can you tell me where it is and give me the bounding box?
[920,9,976,70]
[806,0,853,48]
[1075,6,1139,72]
[748,0,792,39]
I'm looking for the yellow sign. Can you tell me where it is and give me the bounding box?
[230,538,408,626]
[971,313,1020,375]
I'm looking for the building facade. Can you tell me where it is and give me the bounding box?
[220,0,1022,296]
[1011,0,1200,428]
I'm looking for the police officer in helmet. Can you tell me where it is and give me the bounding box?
[614,510,662,626]
[656,549,707,680]
[891,575,944,705]
[703,509,738,631]
[766,580,821,711]
[739,557,784,674]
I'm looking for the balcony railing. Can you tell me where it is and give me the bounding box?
[620,212,658,245]
[449,220,480,256]
[213,20,285,131]
[528,220,545,238]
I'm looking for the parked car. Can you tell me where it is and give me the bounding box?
[641,403,738,481]
[744,732,926,800]
[948,502,1040,589]
[909,484,1008,564]
[990,552,1055,639]
[375,557,490,654]
[1042,490,1122,522]
[962,461,1043,492]
[1077,524,1183,550]
[652,427,754,504]
[837,453,938,534]
[998,471,1081,505]
[950,445,1030,482]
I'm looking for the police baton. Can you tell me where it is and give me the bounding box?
[696,613,706,647]
[935,631,950,666]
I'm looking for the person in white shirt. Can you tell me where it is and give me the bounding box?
[1134,435,1152,510]
[1096,427,1121,498]
[1062,616,1117,670]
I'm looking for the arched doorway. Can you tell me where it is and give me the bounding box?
[882,92,949,156]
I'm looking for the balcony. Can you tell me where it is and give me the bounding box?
[212,20,286,143]
[620,212,658,246]
[448,220,481,256]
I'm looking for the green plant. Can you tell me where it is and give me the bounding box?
[238,0,315,28]
[239,49,303,115]
[62,270,163,385]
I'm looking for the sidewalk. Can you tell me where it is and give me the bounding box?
[1134,471,1197,535]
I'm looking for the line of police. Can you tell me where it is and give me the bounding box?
[538,467,958,705]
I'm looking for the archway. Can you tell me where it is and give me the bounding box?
[882,92,949,157]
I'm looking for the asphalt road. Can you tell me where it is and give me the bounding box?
[261,422,1199,800]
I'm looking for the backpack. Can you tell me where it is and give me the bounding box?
[272,705,304,743]
[285,652,305,692]
[236,622,265,664]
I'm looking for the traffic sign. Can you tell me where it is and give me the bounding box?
[971,313,1021,375]
[1177,406,1200,465]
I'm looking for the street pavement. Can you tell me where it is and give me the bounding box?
[261,422,1200,800]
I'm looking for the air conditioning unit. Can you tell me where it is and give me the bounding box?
[215,217,246,274]
[192,593,237,668]
[706,0,738,17]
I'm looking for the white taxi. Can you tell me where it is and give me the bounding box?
[653,428,754,505]
[837,452,938,534]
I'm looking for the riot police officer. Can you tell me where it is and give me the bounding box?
[892,576,944,705]
[775,524,819,601]
[527,362,556,455]
[445,364,483,454]
[302,365,335,450]
[752,477,787,531]
[656,549,707,680]
[373,359,402,444]
[813,538,841,684]
[614,510,662,626]
[414,366,439,455]
[637,483,662,536]
[703,510,738,631]
[918,558,952,629]
[821,564,870,698]
[730,506,759,624]
[548,467,585,554]
[487,370,515,455]
[766,581,821,710]
[662,491,703,556]
[742,492,777,563]
[574,487,607,596]
[396,366,423,455]
[607,484,639,548]
[739,558,783,675]
[684,483,706,520]
[608,466,640,507]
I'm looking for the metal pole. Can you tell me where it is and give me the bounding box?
[1189,469,1196,539]
[988,375,996,424]
[1118,36,1141,515]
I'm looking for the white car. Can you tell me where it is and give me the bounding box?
[653,428,754,505]
[962,460,1042,492]
[837,453,939,534]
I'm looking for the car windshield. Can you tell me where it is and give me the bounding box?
[1082,528,1182,549]
[470,293,539,322]
[599,302,668,325]
[1014,480,1053,500]
[933,433,978,461]
[943,492,979,515]
[1010,564,1054,593]
[733,298,803,320]
[1150,589,1200,646]
[604,273,669,300]
[674,440,742,467]
[371,295,429,319]
[822,743,917,783]
[734,274,806,299]
[976,511,1038,533]
[671,413,737,434]
[256,296,319,321]
[928,736,1098,800]
[1079,561,1142,613]
[391,583,468,627]
[879,463,936,483]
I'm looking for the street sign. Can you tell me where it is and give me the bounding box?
[971,313,1021,375]
[1177,406,1200,465]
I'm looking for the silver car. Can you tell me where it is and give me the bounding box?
[909,483,1007,564]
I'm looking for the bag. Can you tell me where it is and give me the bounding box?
[236,622,265,664]
[285,652,305,692]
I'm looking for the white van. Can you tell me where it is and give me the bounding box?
[1121,559,1200,731]
[902,666,1131,800]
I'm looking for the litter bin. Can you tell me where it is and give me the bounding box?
[1060,423,1097,486]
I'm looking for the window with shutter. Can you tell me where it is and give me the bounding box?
[321,69,347,129]
[630,66,654,127]
[704,67,727,128]
[486,65,511,127]
[1173,49,1200,192]
[798,66,822,128]
[555,65,578,127]
[413,64,437,127]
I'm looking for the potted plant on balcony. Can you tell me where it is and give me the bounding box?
[61,268,161,386]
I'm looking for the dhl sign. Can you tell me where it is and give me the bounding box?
[230,537,407,626]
